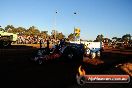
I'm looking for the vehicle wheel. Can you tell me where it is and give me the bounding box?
[3,41,11,47]
[91,52,96,59]
[62,47,72,59]
[67,52,74,59]
[38,59,43,65]
[85,48,90,56]
[37,50,43,56]
[43,55,49,62]
[1,37,11,47]
[96,51,100,57]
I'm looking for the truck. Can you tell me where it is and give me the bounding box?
[0,30,17,47]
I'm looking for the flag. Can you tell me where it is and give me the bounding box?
[74,28,80,37]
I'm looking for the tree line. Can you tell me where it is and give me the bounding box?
[0,25,131,42]
[0,25,65,40]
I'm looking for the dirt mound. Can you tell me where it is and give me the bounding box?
[83,57,104,65]
[116,63,132,76]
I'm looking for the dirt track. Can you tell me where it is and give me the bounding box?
[4,45,132,88]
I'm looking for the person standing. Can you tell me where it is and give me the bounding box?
[40,39,42,48]
[47,39,49,49]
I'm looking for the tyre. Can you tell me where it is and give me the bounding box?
[96,51,101,57]
[91,52,96,59]
[37,50,43,56]
[2,41,11,47]
[62,46,74,61]
[38,59,43,65]
[85,48,90,56]
[67,52,74,59]
[0,37,11,47]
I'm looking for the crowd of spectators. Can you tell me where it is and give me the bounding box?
[17,35,60,45]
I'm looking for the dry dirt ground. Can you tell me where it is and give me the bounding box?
[3,45,132,88]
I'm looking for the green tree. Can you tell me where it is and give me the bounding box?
[6,26,27,34]
[5,25,15,31]
[51,30,58,39]
[68,33,74,41]
[112,37,118,41]
[40,31,48,39]
[112,37,122,42]
[0,27,4,31]
[16,27,26,33]
[122,34,131,42]
[117,38,122,42]
[56,32,65,40]
[27,26,40,36]
[95,34,104,42]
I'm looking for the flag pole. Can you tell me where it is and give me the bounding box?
[54,11,57,40]
[74,12,77,41]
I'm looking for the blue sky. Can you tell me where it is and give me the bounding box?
[0,0,132,40]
